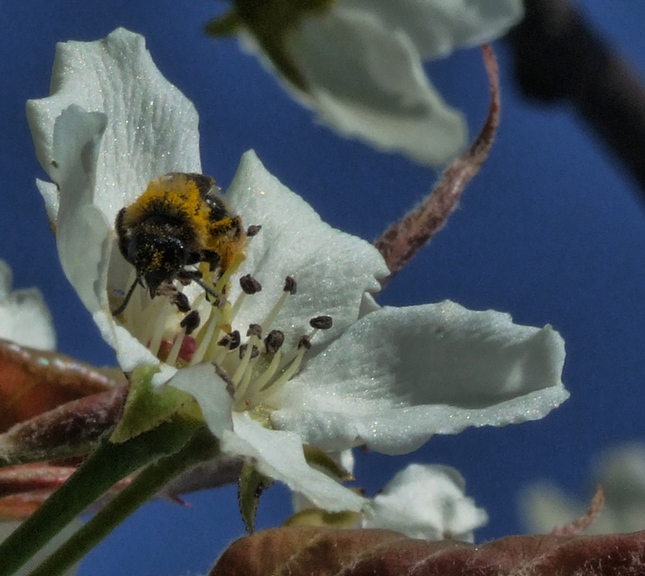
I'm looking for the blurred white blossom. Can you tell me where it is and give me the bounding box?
[0,260,55,351]
[522,443,645,534]
[214,0,524,165]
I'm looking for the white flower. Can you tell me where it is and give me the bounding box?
[28,28,567,513]
[522,443,645,534]
[292,457,488,542]
[363,463,487,542]
[218,0,524,166]
[0,260,56,351]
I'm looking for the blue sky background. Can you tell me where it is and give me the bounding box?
[2,1,645,575]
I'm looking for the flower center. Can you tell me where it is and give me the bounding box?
[115,246,332,412]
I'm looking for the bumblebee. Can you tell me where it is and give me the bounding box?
[112,172,246,316]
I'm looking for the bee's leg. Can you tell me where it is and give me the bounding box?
[203,251,221,272]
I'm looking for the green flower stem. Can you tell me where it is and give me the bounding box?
[28,425,220,576]
[0,416,201,576]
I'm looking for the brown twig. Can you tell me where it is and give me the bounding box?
[374,44,500,284]
[507,0,645,194]
[551,484,605,536]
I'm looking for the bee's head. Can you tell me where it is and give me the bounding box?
[129,233,190,297]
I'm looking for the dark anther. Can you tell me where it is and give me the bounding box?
[246,224,262,237]
[156,285,191,313]
[239,343,260,359]
[247,323,262,338]
[173,292,191,313]
[218,330,241,350]
[264,330,285,354]
[240,274,262,294]
[283,276,297,295]
[180,310,201,335]
[297,335,312,350]
[310,315,333,330]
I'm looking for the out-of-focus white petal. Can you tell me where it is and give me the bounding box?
[223,413,366,512]
[340,0,524,58]
[273,301,567,454]
[285,8,466,165]
[0,260,56,351]
[364,464,487,542]
[226,150,388,349]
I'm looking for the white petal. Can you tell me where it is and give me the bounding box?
[286,8,466,166]
[225,151,388,349]
[291,449,356,513]
[47,105,112,316]
[0,261,56,351]
[165,363,234,439]
[27,28,201,227]
[339,0,524,59]
[363,464,487,542]
[272,300,568,454]
[222,412,366,512]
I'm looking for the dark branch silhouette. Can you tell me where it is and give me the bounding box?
[507,0,645,194]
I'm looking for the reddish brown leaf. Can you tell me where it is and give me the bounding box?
[375,44,500,283]
[0,339,124,432]
[0,385,128,466]
[0,464,76,520]
[210,526,645,576]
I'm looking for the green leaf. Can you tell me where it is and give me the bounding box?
[238,463,273,534]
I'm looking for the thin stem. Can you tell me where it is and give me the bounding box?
[0,416,200,576]
[28,426,219,576]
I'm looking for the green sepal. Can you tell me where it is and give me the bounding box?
[284,508,362,529]
[238,462,273,534]
[110,364,199,443]
[205,10,242,37]
[303,445,353,481]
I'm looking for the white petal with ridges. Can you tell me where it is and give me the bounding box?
[272,300,568,454]
[225,151,388,349]
[27,28,201,224]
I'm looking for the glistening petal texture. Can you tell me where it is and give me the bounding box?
[225,151,388,349]
[363,464,488,542]
[223,412,366,513]
[0,261,56,351]
[272,300,568,454]
[27,27,201,224]
[286,8,466,166]
[339,0,525,58]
